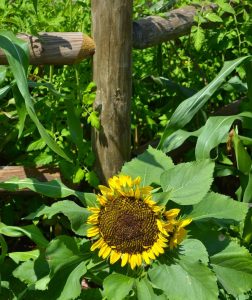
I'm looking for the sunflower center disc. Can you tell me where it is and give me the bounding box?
[99,197,159,254]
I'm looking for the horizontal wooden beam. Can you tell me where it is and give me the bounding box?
[0,32,95,65]
[0,5,218,64]
[133,4,218,49]
[0,166,61,182]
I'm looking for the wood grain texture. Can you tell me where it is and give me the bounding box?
[0,32,95,65]
[133,4,218,49]
[91,0,133,183]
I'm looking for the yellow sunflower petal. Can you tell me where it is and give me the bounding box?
[98,244,108,257]
[87,226,99,237]
[121,253,129,267]
[134,187,141,199]
[97,195,107,206]
[102,246,112,259]
[130,255,137,269]
[142,251,150,264]
[110,250,121,264]
[165,208,180,219]
[136,253,142,266]
[133,176,141,185]
[178,218,192,228]
[90,238,104,251]
[99,185,113,196]
[147,249,156,260]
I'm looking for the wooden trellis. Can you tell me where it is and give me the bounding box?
[0,3,222,186]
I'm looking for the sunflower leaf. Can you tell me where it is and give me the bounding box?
[24,200,91,236]
[148,239,218,300]
[103,273,135,300]
[187,192,248,225]
[210,241,252,297]
[160,159,214,205]
[121,146,174,186]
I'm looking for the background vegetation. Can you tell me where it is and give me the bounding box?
[1,0,252,299]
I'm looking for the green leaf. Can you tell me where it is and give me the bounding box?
[0,177,95,206]
[45,236,88,300]
[25,200,91,236]
[233,129,252,175]
[88,111,100,129]
[0,30,71,162]
[103,274,135,300]
[148,239,218,300]
[160,128,201,153]
[158,56,251,151]
[195,112,252,161]
[13,258,49,286]
[136,277,166,300]
[9,250,40,264]
[187,192,248,224]
[12,84,27,138]
[27,138,47,151]
[57,261,87,300]
[0,65,7,84]
[193,26,205,51]
[160,160,214,205]
[121,146,174,186]
[210,241,252,297]
[0,223,48,247]
[243,165,252,203]
[205,12,223,23]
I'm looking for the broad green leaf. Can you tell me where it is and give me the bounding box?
[9,250,40,263]
[158,56,251,151]
[136,277,166,300]
[210,241,252,297]
[45,236,88,299]
[121,146,174,186]
[148,239,218,300]
[0,223,48,247]
[187,192,248,224]
[57,261,87,300]
[0,177,96,206]
[0,31,71,162]
[160,160,214,205]
[25,200,91,236]
[13,258,49,286]
[195,114,249,160]
[103,274,135,300]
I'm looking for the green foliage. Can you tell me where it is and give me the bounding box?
[1,0,252,299]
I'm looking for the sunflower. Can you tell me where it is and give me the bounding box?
[87,175,191,269]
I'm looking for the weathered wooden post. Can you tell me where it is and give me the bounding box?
[91,0,133,183]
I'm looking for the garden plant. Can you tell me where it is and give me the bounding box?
[0,0,252,299]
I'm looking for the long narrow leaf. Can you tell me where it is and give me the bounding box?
[195,112,252,160]
[0,177,96,207]
[0,31,71,162]
[158,56,251,151]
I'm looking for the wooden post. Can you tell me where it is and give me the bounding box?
[91,1,133,183]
